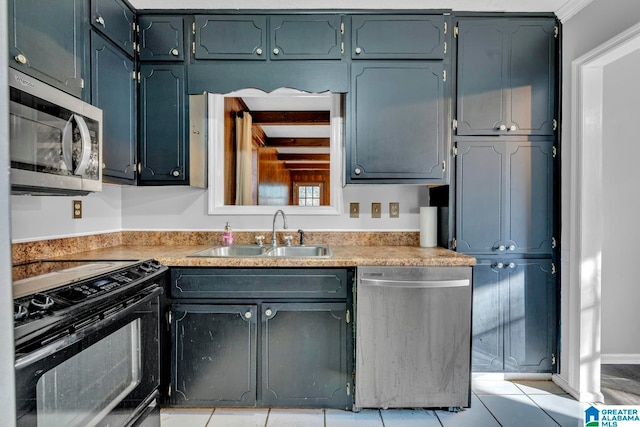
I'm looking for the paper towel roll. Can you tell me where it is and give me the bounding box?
[420,207,438,248]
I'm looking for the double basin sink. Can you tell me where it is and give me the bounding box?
[189,244,332,258]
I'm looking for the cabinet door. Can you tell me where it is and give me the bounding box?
[503,259,557,372]
[507,19,557,135]
[171,304,257,406]
[139,64,188,184]
[456,19,507,135]
[270,15,342,60]
[349,61,445,182]
[506,141,554,254]
[8,0,87,99]
[90,0,135,56]
[455,141,506,253]
[194,15,266,60]
[261,302,350,409]
[138,16,185,61]
[91,31,136,183]
[471,259,504,372]
[351,15,445,59]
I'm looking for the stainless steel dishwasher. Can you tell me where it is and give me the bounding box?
[354,266,472,410]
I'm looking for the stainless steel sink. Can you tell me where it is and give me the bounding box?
[188,244,331,258]
[263,245,332,258]
[189,245,269,257]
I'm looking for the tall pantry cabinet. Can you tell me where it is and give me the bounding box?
[453,16,559,373]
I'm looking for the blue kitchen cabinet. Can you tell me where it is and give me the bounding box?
[139,64,188,184]
[138,15,185,61]
[194,15,267,60]
[456,18,557,136]
[90,0,136,57]
[348,61,446,183]
[351,15,445,59]
[269,15,343,60]
[8,0,88,99]
[91,31,137,183]
[455,139,555,255]
[472,258,557,373]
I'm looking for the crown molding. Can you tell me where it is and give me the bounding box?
[555,0,594,22]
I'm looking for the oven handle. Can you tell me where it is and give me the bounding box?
[15,285,162,369]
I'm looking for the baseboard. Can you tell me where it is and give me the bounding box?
[601,354,640,364]
[472,372,552,381]
[553,374,605,403]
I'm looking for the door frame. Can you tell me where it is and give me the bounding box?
[557,21,640,403]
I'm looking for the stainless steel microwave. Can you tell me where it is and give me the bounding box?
[9,68,102,195]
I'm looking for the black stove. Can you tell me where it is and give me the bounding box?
[13,259,166,352]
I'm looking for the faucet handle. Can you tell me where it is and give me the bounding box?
[255,235,265,247]
[284,235,293,246]
[297,229,305,246]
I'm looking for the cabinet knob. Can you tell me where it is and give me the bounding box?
[171,48,179,56]
[171,170,180,177]
[354,167,362,176]
[14,54,27,65]
[508,262,516,269]
[256,48,263,55]
[244,312,252,319]
[497,245,506,251]
[498,124,507,131]
[509,125,517,131]
[496,262,504,269]
[355,47,362,54]
[96,16,105,26]
[508,245,516,251]
[102,163,106,169]
[265,309,273,317]
[273,48,280,55]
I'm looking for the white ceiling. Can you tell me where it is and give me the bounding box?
[129,0,590,20]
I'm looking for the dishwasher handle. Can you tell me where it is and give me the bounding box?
[360,278,469,289]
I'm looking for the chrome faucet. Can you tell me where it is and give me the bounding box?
[272,209,288,247]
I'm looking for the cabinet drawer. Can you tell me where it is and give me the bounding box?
[351,15,445,59]
[171,268,349,299]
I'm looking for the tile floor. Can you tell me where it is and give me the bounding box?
[161,380,592,427]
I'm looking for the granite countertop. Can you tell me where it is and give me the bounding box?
[48,244,476,267]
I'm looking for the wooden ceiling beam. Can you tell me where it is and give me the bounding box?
[278,153,330,162]
[251,111,330,125]
[266,138,330,148]
[285,163,331,170]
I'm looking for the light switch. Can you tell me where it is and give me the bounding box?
[389,202,399,218]
[372,202,381,219]
[350,202,359,218]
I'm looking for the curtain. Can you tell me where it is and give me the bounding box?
[235,112,253,205]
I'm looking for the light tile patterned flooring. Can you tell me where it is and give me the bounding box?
[161,380,592,427]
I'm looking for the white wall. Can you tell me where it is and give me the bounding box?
[121,184,430,231]
[600,50,640,359]
[10,184,123,242]
[560,0,640,387]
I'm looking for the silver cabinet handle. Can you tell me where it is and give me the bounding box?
[508,245,516,251]
[499,124,507,131]
[508,263,516,269]
[265,309,273,316]
[14,54,27,64]
[497,245,506,251]
[273,48,279,55]
[495,262,504,269]
[171,170,180,177]
[360,278,469,289]
[354,167,362,175]
[355,47,362,54]
[102,163,106,169]
[256,48,263,55]
[244,311,252,319]
[96,16,105,26]
[509,125,517,131]
[171,48,179,56]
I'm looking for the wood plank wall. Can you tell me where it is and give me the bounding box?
[257,147,291,205]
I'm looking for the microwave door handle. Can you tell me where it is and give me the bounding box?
[61,117,74,173]
[73,114,92,175]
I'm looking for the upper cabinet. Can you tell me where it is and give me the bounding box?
[455,18,558,136]
[194,15,267,60]
[348,61,446,183]
[8,0,88,99]
[351,15,445,60]
[270,15,343,60]
[139,15,185,61]
[90,0,136,57]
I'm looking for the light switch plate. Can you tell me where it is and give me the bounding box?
[372,202,381,218]
[389,202,399,218]
[73,200,82,219]
[350,202,359,218]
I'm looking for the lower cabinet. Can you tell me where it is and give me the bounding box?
[472,258,557,372]
[169,268,353,409]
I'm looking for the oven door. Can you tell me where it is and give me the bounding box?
[15,285,161,427]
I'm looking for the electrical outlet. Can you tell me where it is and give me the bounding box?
[372,202,381,218]
[73,200,82,219]
[389,202,400,218]
[350,202,359,218]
